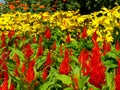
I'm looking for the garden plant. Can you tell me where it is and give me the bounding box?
[0,0,120,90]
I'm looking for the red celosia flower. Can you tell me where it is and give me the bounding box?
[10,83,15,90]
[52,40,56,50]
[2,52,9,61]
[78,49,90,76]
[32,35,37,43]
[26,59,35,84]
[21,63,26,73]
[38,35,43,43]
[78,49,89,65]
[45,27,51,39]
[59,51,71,75]
[89,63,106,89]
[1,32,6,47]
[115,41,120,51]
[1,79,8,90]
[59,57,71,75]
[36,44,43,58]
[8,29,15,39]
[102,40,111,55]
[92,31,97,41]
[44,51,52,67]
[115,60,120,90]
[73,77,79,90]
[42,68,49,81]
[14,68,19,76]
[81,25,87,39]
[24,43,33,58]
[90,41,101,68]
[66,32,71,42]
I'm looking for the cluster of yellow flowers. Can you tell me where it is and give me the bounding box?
[0,5,120,42]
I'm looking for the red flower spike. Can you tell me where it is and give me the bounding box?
[1,79,8,90]
[73,77,79,90]
[52,40,56,50]
[32,35,37,43]
[42,68,49,81]
[89,63,106,89]
[39,35,43,43]
[115,60,120,90]
[10,83,15,90]
[8,29,15,39]
[1,32,6,47]
[21,63,26,73]
[36,44,43,58]
[59,51,71,75]
[44,51,52,67]
[59,60,71,75]
[103,40,111,55]
[92,31,97,41]
[115,41,120,51]
[66,32,71,42]
[25,43,33,59]
[26,59,35,84]
[82,25,87,39]
[45,27,51,39]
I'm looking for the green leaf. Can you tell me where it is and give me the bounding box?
[79,76,89,89]
[106,52,116,59]
[103,61,117,68]
[106,72,114,90]
[15,49,25,61]
[39,81,54,90]
[64,87,73,90]
[56,74,72,85]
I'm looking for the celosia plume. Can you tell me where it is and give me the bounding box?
[26,59,35,84]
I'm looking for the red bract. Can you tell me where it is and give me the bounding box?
[52,40,56,50]
[81,25,87,39]
[89,63,106,89]
[8,29,15,39]
[102,40,111,55]
[115,60,120,90]
[1,32,6,47]
[92,30,97,41]
[44,51,52,67]
[66,32,71,42]
[45,27,51,39]
[115,41,120,51]
[36,44,43,58]
[26,59,35,84]
[24,43,33,58]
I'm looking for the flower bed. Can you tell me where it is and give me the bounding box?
[0,5,120,90]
